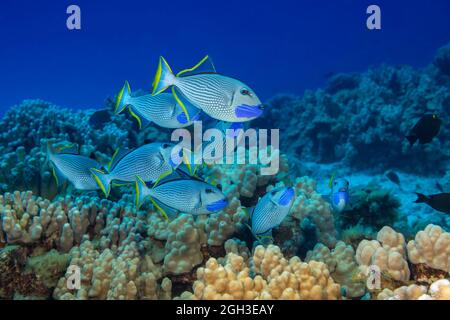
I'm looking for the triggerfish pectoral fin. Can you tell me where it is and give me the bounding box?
[115,81,131,114]
[152,56,174,95]
[90,168,112,198]
[234,104,263,119]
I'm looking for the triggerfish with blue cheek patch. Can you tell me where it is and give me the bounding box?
[248,187,295,239]
[46,141,102,190]
[90,142,182,198]
[151,55,263,123]
[329,174,350,213]
[135,175,228,220]
[115,81,201,129]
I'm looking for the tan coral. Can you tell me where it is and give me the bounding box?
[306,241,366,298]
[53,239,171,300]
[377,279,450,300]
[184,244,340,300]
[356,226,410,282]
[407,224,450,273]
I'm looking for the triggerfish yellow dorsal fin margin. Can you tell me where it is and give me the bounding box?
[176,55,216,77]
[115,80,131,114]
[328,172,336,189]
[56,143,78,155]
[152,56,173,96]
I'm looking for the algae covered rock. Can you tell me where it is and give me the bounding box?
[339,184,400,230]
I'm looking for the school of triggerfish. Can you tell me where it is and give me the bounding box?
[46,55,449,242]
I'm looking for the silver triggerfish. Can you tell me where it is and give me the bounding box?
[114,81,201,129]
[135,176,228,220]
[90,142,182,197]
[46,142,102,190]
[250,187,295,238]
[151,55,263,123]
[329,174,350,213]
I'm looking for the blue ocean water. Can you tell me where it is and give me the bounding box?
[1,0,449,114]
[1,0,450,302]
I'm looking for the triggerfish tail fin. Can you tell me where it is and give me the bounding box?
[152,56,175,95]
[414,192,429,204]
[406,135,418,147]
[115,81,131,114]
[135,176,172,220]
[90,168,112,198]
[134,176,151,209]
[176,55,216,77]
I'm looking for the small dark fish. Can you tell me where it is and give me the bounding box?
[386,171,400,186]
[436,181,444,193]
[406,114,441,146]
[414,192,450,214]
[89,109,112,129]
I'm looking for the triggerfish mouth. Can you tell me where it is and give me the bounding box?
[248,187,295,238]
[135,175,228,220]
[151,55,263,123]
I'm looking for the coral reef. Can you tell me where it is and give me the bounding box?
[339,183,400,230]
[407,224,450,273]
[0,99,169,198]
[181,245,341,300]
[355,226,410,282]
[306,241,366,298]
[257,46,450,175]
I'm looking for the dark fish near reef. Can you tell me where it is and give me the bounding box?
[115,81,201,129]
[248,187,295,239]
[46,142,102,190]
[90,142,183,197]
[152,55,263,123]
[414,192,450,214]
[135,175,228,220]
[386,171,401,186]
[406,114,441,146]
[88,109,112,129]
